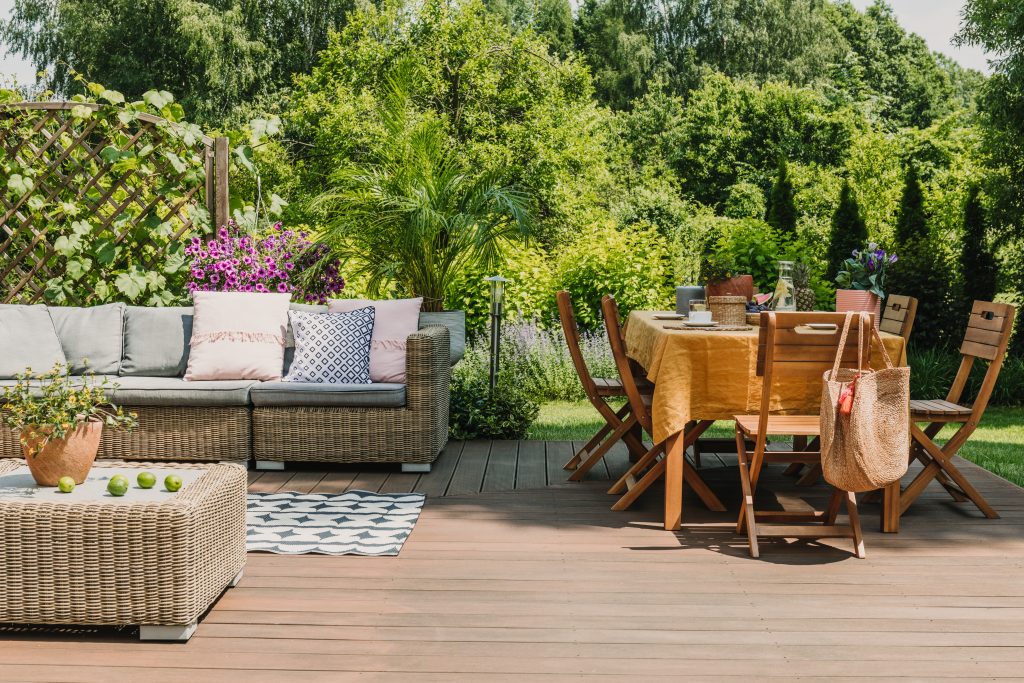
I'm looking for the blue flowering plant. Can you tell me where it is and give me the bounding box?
[835,243,897,299]
[186,222,345,304]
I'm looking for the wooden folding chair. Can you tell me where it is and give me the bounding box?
[600,295,725,514]
[898,300,1016,522]
[734,312,871,559]
[557,291,649,481]
[880,294,919,342]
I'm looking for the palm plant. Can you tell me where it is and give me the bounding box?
[313,65,532,311]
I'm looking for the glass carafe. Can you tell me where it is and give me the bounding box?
[772,261,796,311]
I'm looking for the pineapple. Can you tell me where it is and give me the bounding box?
[792,262,816,311]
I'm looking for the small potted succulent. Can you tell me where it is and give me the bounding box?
[834,243,897,329]
[0,364,137,486]
[700,253,754,300]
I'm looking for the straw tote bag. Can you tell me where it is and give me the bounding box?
[820,312,911,492]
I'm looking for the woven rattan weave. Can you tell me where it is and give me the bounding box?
[0,460,246,630]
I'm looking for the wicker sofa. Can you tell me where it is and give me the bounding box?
[0,303,462,471]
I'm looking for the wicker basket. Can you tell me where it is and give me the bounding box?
[746,312,763,326]
[709,296,748,326]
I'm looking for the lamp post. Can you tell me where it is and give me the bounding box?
[484,276,507,393]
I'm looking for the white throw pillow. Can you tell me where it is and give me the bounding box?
[184,291,291,381]
[327,298,423,382]
[283,308,375,384]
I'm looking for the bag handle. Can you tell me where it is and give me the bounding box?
[830,311,864,380]
[871,326,895,369]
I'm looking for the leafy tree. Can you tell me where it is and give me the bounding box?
[313,65,532,312]
[960,185,998,303]
[765,158,798,238]
[826,0,973,128]
[285,0,612,246]
[0,0,355,124]
[485,0,574,56]
[827,179,868,282]
[894,165,927,244]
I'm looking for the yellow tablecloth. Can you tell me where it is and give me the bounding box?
[624,311,907,443]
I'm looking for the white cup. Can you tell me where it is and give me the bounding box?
[689,310,712,323]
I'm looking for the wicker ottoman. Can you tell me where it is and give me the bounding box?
[0,460,246,641]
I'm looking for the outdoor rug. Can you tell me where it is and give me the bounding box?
[246,491,426,556]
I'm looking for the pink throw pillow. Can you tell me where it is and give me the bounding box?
[185,291,292,381]
[327,298,423,382]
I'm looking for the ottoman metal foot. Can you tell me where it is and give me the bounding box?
[140,621,197,641]
[255,460,285,471]
[401,463,431,474]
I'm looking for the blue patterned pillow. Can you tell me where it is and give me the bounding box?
[283,308,375,383]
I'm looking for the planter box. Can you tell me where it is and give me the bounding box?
[836,289,881,330]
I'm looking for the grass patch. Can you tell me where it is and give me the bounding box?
[530,401,1024,488]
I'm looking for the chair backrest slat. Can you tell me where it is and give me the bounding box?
[960,301,1015,363]
[557,291,600,401]
[601,295,653,434]
[756,312,872,379]
[881,294,918,341]
[951,301,1016,417]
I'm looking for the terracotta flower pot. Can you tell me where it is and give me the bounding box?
[705,275,754,301]
[835,289,881,330]
[20,421,103,486]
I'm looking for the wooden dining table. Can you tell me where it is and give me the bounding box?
[623,311,908,532]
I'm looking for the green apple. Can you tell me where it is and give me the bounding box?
[164,475,183,492]
[137,471,157,489]
[57,476,76,493]
[107,476,129,497]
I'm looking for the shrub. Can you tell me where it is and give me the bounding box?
[908,345,1024,407]
[556,222,674,329]
[448,374,539,440]
[445,240,557,336]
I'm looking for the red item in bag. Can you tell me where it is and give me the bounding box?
[838,376,857,416]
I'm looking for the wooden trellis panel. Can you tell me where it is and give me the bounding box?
[0,102,229,305]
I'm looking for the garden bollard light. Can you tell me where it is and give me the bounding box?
[485,276,507,392]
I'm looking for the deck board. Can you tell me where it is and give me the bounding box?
[4,441,1024,680]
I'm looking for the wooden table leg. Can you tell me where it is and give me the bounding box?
[882,481,900,533]
[664,432,686,531]
[663,420,718,531]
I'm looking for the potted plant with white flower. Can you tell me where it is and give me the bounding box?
[835,243,897,329]
[1,364,137,486]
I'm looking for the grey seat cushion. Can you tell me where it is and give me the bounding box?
[250,381,406,408]
[419,311,465,365]
[0,304,68,378]
[49,303,125,375]
[121,306,194,377]
[106,376,257,406]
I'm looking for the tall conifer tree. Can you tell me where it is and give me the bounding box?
[765,158,798,238]
[827,179,868,282]
[960,185,998,303]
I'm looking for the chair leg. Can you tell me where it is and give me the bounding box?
[564,421,612,471]
[568,415,637,482]
[846,491,866,559]
[607,441,662,495]
[734,428,759,558]
[911,423,998,519]
[611,449,666,511]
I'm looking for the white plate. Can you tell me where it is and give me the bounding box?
[682,321,719,328]
[806,323,838,331]
[653,314,686,320]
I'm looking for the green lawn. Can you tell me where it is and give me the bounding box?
[528,401,1024,488]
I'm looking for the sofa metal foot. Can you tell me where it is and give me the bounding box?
[255,460,285,471]
[401,463,431,474]
[140,621,197,641]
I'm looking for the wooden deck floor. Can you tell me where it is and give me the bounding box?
[3,441,1024,681]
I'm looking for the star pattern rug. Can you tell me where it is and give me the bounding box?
[246,490,426,556]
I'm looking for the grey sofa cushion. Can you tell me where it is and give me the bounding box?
[419,310,465,365]
[0,304,68,378]
[48,303,125,375]
[250,381,406,408]
[0,375,98,398]
[121,306,194,377]
[106,376,257,406]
